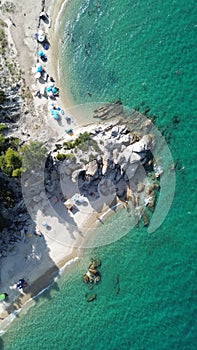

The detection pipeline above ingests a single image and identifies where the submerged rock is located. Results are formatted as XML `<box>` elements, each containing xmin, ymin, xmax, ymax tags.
<box><xmin>85</xmin><ymin>293</ymin><xmax>97</xmax><ymax>302</ymax></box>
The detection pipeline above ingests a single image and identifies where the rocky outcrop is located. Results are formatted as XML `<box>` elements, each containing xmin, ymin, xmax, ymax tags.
<box><xmin>83</xmin><ymin>259</ymin><xmax>101</xmax><ymax>284</ymax></box>
<box><xmin>48</xmin><ymin>115</ymin><xmax>161</xmax><ymax>226</ymax></box>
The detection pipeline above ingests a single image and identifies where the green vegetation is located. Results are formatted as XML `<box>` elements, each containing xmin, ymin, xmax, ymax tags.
<box><xmin>89</xmin><ymin>139</ymin><xmax>101</xmax><ymax>153</ymax></box>
<box><xmin>0</xmin><ymin>20</ymin><xmax>8</xmax><ymax>55</ymax></box>
<box><xmin>20</xmin><ymin>141</ymin><xmax>47</xmax><ymax>172</ymax></box>
<box><xmin>63</xmin><ymin>132</ymin><xmax>90</xmax><ymax>150</ymax></box>
<box><xmin>0</xmin><ymin>123</ymin><xmax>7</xmax><ymax>132</ymax></box>
<box><xmin>0</xmin><ymin>90</ymin><xmax>5</xmax><ymax>104</ymax></box>
<box><xmin>0</xmin><ymin>134</ymin><xmax>6</xmax><ymax>152</ymax></box>
<box><xmin>56</xmin><ymin>153</ymin><xmax>76</xmax><ymax>161</ymax></box>
<box><xmin>0</xmin><ymin>147</ymin><xmax>22</xmax><ymax>177</ymax></box>
<box><xmin>0</xmin><ymin>133</ymin><xmax>46</xmax><ymax>177</ymax></box>
<box><xmin>88</xmin><ymin>153</ymin><xmax>96</xmax><ymax>162</ymax></box>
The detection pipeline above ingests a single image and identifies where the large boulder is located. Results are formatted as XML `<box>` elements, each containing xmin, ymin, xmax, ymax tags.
<box><xmin>86</xmin><ymin>160</ymin><xmax>98</xmax><ymax>176</ymax></box>
<box><xmin>132</xmin><ymin>134</ymin><xmax>154</xmax><ymax>153</ymax></box>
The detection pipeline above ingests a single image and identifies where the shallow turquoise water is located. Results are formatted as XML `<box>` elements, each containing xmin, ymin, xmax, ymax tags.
<box><xmin>2</xmin><ymin>0</ymin><xmax>197</xmax><ymax>349</ymax></box>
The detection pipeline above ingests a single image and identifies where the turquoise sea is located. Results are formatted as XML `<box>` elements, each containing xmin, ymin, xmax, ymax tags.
<box><xmin>1</xmin><ymin>0</ymin><xmax>197</xmax><ymax>349</ymax></box>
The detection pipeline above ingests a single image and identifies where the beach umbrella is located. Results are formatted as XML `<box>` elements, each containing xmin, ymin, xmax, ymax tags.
<box><xmin>38</xmin><ymin>50</ymin><xmax>44</xmax><ymax>57</ymax></box>
<box><xmin>36</xmin><ymin>66</ymin><xmax>42</xmax><ymax>73</ymax></box>
<box><xmin>38</xmin><ymin>35</ymin><xmax>45</xmax><ymax>42</ymax></box>
<box><xmin>37</xmin><ymin>30</ymin><xmax>45</xmax><ymax>43</ymax></box>
<box><xmin>52</xmin><ymin>87</ymin><xmax>57</xmax><ymax>94</ymax></box>
<box><xmin>43</xmin><ymin>43</ymin><xmax>49</xmax><ymax>50</ymax></box>
<box><xmin>64</xmin><ymin>198</ymin><xmax>75</xmax><ymax>210</ymax></box>
<box><xmin>53</xmin><ymin>114</ymin><xmax>59</xmax><ymax>120</ymax></box>
<box><xmin>46</xmin><ymin>86</ymin><xmax>51</xmax><ymax>92</ymax></box>
<box><xmin>0</xmin><ymin>294</ymin><xmax>6</xmax><ymax>301</ymax></box>
<box><xmin>36</xmin><ymin>63</ymin><xmax>42</xmax><ymax>69</ymax></box>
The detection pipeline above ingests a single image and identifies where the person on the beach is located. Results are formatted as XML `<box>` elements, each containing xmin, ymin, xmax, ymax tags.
<box><xmin>17</xmin><ymin>279</ymin><xmax>25</xmax><ymax>290</ymax></box>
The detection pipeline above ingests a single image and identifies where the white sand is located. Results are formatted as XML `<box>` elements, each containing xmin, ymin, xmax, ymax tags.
<box><xmin>0</xmin><ymin>0</ymin><xmax>104</xmax><ymax>327</ymax></box>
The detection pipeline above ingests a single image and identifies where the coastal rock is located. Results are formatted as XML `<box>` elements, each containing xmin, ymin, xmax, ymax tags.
<box><xmin>85</xmin><ymin>160</ymin><xmax>98</xmax><ymax>177</ymax></box>
<box><xmin>93</xmin><ymin>101</ymin><xmax>123</xmax><ymax>120</ymax></box>
<box><xmin>33</xmin><ymin>195</ymin><xmax>41</xmax><ymax>203</ymax></box>
<box><xmin>137</xmin><ymin>183</ymin><xmax>145</xmax><ymax>193</ymax></box>
<box><xmin>86</xmin><ymin>293</ymin><xmax>97</xmax><ymax>302</ymax></box>
<box><xmin>98</xmin><ymin>179</ymin><xmax>115</xmax><ymax>196</ymax></box>
<box><xmin>102</xmin><ymin>160</ymin><xmax>108</xmax><ymax>175</ymax></box>
<box><xmin>124</xmin><ymin>163</ymin><xmax>139</xmax><ymax>181</ymax></box>
<box><xmin>132</xmin><ymin>134</ymin><xmax>154</xmax><ymax>153</ymax></box>
<box><xmin>116</xmin><ymin>178</ymin><xmax>127</xmax><ymax>198</ymax></box>
<box><xmin>117</xmin><ymin>134</ymin><xmax>130</xmax><ymax>146</ymax></box>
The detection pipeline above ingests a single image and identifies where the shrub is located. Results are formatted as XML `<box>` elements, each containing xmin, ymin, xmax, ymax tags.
<box><xmin>63</xmin><ymin>141</ymin><xmax>75</xmax><ymax>150</ymax></box>
<box><xmin>88</xmin><ymin>153</ymin><xmax>96</xmax><ymax>162</ymax></box>
<box><xmin>0</xmin><ymin>134</ymin><xmax>6</xmax><ymax>152</ymax></box>
<box><xmin>56</xmin><ymin>153</ymin><xmax>76</xmax><ymax>162</ymax></box>
<box><xmin>0</xmin><ymin>90</ymin><xmax>5</xmax><ymax>104</ymax></box>
<box><xmin>89</xmin><ymin>139</ymin><xmax>101</xmax><ymax>153</ymax></box>
<box><xmin>0</xmin><ymin>123</ymin><xmax>7</xmax><ymax>132</ymax></box>
<box><xmin>63</xmin><ymin>132</ymin><xmax>91</xmax><ymax>150</ymax></box>
<box><xmin>56</xmin><ymin>153</ymin><xmax>67</xmax><ymax>161</ymax></box>
<box><xmin>12</xmin><ymin>168</ymin><xmax>22</xmax><ymax>177</ymax></box>
<box><xmin>20</xmin><ymin>141</ymin><xmax>46</xmax><ymax>172</ymax></box>
<box><xmin>0</xmin><ymin>147</ymin><xmax>22</xmax><ymax>176</ymax></box>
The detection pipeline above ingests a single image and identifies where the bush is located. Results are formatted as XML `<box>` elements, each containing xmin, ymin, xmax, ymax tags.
<box><xmin>12</xmin><ymin>168</ymin><xmax>22</xmax><ymax>177</ymax></box>
<box><xmin>56</xmin><ymin>153</ymin><xmax>67</xmax><ymax>161</ymax></box>
<box><xmin>0</xmin><ymin>147</ymin><xmax>22</xmax><ymax>176</ymax></box>
<box><xmin>0</xmin><ymin>90</ymin><xmax>5</xmax><ymax>104</ymax></box>
<box><xmin>20</xmin><ymin>141</ymin><xmax>46</xmax><ymax>172</ymax></box>
<box><xmin>56</xmin><ymin>153</ymin><xmax>76</xmax><ymax>162</ymax></box>
<box><xmin>63</xmin><ymin>132</ymin><xmax>91</xmax><ymax>150</ymax></box>
<box><xmin>0</xmin><ymin>134</ymin><xmax>6</xmax><ymax>152</ymax></box>
<box><xmin>0</xmin><ymin>123</ymin><xmax>7</xmax><ymax>132</ymax></box>
<box><xmin>77</xmin><ymin>141</ymin><xmax>89</xmax><ymax>152</ymax></box>
<box><xmin>63</xmin><ymin>141</ymin><xmax>75</xmax><ymax>150</ymax></box>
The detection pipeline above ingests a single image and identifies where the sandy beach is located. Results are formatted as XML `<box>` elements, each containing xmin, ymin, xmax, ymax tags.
<box><xmin>0</xmin><ymin>0</ymin><xmax>104</xmax><ymax>330</ymax></box>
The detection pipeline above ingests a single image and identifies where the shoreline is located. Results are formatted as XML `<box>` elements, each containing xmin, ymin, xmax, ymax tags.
<box><xmin>49</xmin><ymin>0</ymin><xmax>77</xmax><ymax>110</ymax></box>
<box><xmin>0</xmin><ymin>0</ymin><xmax>128</xmax><ymax>330</ymax></box>
<box><xmin>0</xmin><ymin>0</ymin><xmax>102</xmax><ymax>332</ymax></box>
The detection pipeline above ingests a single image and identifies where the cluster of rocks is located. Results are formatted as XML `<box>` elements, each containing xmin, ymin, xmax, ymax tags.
<box><xmin>83</xmin><ymin>258</ymin><xmax>101</xmax><ymax>284</ymax></box>
<box><xmin>50</xmin><ymin>115</ymin><xmax>162</xmax><ymax>226</ymax></box>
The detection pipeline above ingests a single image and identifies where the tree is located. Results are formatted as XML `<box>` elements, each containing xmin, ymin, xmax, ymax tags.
<box><xmin>0</xmin><ymin>147</ymin><xmax>22</xmax><ymax>176</ymax></box>
<box><xmin>0</xmin><ymin>134</ymin><xmax>6</xmax><ymax>152</ymax></box>
<box><xmin>20</xmin><ymin>141</ymin><xmax>47</xmax><ymax>172</ymax></box>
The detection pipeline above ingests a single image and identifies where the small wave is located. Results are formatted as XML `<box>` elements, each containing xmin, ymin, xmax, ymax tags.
<box><xmin>59</xmin><ymin>256</ymin><xmax>80</xmax><ymax>275</ymax></box>
<box><xmin>0</xmin><ymin>309</ymin><xmax>21</xmax><ymax>335</ymax></box>
<box><xmin>0</xmin><ymin>257</ymin><xmax>79</xmax><ymax>334</ymax></box>
<box><xmin>54</xmin><ymin>0</ymin><xmax>70</xmax><ymax>33</ymax></box>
